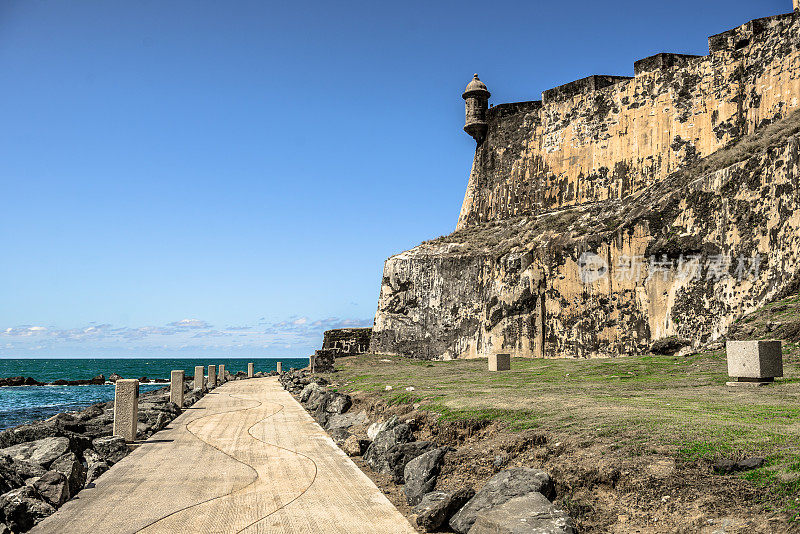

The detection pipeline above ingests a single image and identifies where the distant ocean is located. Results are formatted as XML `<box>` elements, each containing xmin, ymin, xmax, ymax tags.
<box><xmin>0</xmin><ymin>358</ymin><xmax>307</xmax><ymax>430</ymax></box>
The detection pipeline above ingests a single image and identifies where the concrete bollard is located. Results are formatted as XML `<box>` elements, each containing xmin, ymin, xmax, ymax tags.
<box><xmin>309</xmin><ymin>355</ymin><xmax>316</xmax><ymax>372</ymax></box>
<box><xmin>726</xmin><ymin>340</ymin><xmax>783</xmax><ymax>386</ymax></box>
<box><xmin>248</xmin><ymin>362</ymin><xmax>254</xmax><ymax>378</ymax></box>
<box><xmin>218</xmin><ymin>364</ymin><xmax>226</xmax><ymax>383</ymax></box>
<box><xmin>194</xmin><ymin>366</ymin><xmax>205</xmax><ymax>392</ymax></box>
<box><xmin>276</xmin><ymin>361</ymin><xmax>282</xmax><ymax>374</ymax></box>
<box><xmin>208</xmin><ymin>365</ymin><xmax>217</xmax><ymax>388</ymax></box>
<box><xmin>489</xmin><ymin>354</ymin><xmax>511</xmax><ymax>372</ymax></box>
<box><xmin>113</xmin><ymin>379</ymin><xmax>139</xmax><ymax>443</ymax></box>
<box><xmin>170</xmin><ymin>370</ymin><xmax>185</xmax><ymax>407</ymax></box>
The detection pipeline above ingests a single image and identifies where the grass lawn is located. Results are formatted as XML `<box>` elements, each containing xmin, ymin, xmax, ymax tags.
<box><xmin>332</xmin><ymin>342</ymin><xmax>800</xmax><ymax>518</ymax></box>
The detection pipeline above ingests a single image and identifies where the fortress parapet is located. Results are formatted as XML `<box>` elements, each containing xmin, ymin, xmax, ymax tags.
<box><xmin>633</xmin><ymin>53</ymin><xmax>702</xmax><ymax>75</ymax></box>
<box><xmin>457</xmin><ymin>5</ymin><xmax>800</xmax><ymax>230</ymax></box>
<box><xmin>542</xmin><ymin>75</ymin><xmax>632</xmax><ymax>105</ymax></box>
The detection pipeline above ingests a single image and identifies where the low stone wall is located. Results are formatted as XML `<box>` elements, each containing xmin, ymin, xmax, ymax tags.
<box><xmin>322</xmin><ymin>328</ymin><xmax>372</xmax><ymax>356</ymax></box>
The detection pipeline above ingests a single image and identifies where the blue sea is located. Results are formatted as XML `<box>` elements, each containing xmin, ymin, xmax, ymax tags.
<box><xmin>0</xmin><ymin>358</ymin><xmax>307</xmax><ymax>430</ymax></box>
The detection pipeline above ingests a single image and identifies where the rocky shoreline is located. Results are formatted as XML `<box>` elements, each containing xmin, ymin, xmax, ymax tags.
<box><xmin>0</xmin><ymin>375</ymin><xmax>170</xmax><ymax>388</ymax></box>
<box><xmin>279</xmin><ymin>368</ymin><xmax>576</xmax><ymax>533</ymax></box>
<box><xmin>0</xmin><ymin>369</ymin><xmax>272</xmax><ymax>533</ymax></box>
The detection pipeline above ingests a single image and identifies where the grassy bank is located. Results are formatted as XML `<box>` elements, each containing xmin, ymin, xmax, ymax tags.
<box><xmin>331</xmin><ymin>333</ymin><xmax>800</xmax><ymax>519</ymax></box>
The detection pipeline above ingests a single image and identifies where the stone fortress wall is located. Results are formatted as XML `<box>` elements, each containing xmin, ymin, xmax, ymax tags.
<box><xmin>370</xmin><ymin>4</ymin><xmax>800</xmax><ymax>360</ymax></box>
<box><xmin>457</xmin><ymin>11</ymin><xmax>800</xmax><ymax>229</ymax></box>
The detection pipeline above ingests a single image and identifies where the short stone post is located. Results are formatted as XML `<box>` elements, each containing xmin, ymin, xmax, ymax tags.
<box><xmin>170</xmin><ymin>370</ymin><xmax>185</xmax><ymax>407</ymax></box>
<box><xmin>248</xmin><ymin>362</ymin><xmax>254</xmax><ymax>378</ymax></box>
<box><xmin>218</xmin><ymin>364</ymin><xmax>226</xmax><ymax>383</ymax></box>
<box><xmin>208</xmin><ymin>365</ymin><xmax>217</xmax><ymax>388</ymax></box>
<box><xmin>113</xmin><ymin>379</ymin><xmax>139</xmax><ymax>443</ymax></box>
<box><xmin>489</xmin><ymin>354</ymin><xmax>511</xmax><ymax>371</ymax></box>
<box><xmin>194</xmin><ymin>366</ymin><xmax>205</xmax><ymax>392</ymax></box>
<box><xmin>276</xmin><ymin>361</ymin><xmax>282</xmax><ymax>374</ymax></box>
<box><xmin>309</xmin><ymin>355</ymin><xmax>316</xmax><ymax>372</ymax></box>
<box><xmin>726</xmin><ymin>340</ymin><xmax>783</xmax><ymax>386</ymax></box>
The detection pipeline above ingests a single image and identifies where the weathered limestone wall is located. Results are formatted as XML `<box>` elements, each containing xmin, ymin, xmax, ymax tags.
<box><xmin>457</xmin><ymin>12</ymin><xmax>800</xmax><ymax>229</ymax></box>
<box><xmin>372</xmin><ymin>131</ymin><xmax>800</xmax><ymax>359</ymax></box>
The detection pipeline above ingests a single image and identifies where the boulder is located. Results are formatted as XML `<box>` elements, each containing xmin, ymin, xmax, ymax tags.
<box><xmin>304</xmin><ymin>388</ymin><xmax>330</xmax><ymax>412</ymax></box>
<box><xmin>91</xmin><ymin>436</ymin><xmax>128</xmax><ymax>465</ymax></box>
<box><xmin>468</xmin><ymin>492</ymin><xmax>575</xmax><ymax>534</ymax></box>
<box><xmin>329</xmin><ymin>428</ymin><xmax>351</xmax><ymax>445</ymax></box>
<box><xmin>326</xmin><ymin>411</ymin><xmax>368</xmax><ymax>432</ymax></box>
<box><xmin>76</xmin><ymin>404</ymin><xmax>105</xmax><ymax>422</ymax></box>
<box><xmin>0</xmin><ymin>486</ymin><xmax>55</xmax><ymax>532</ymax></box>
<box><xmin>412</xmin><ymin>489</ymin><xmax>475</xmax><ymax>532</ymax></box>
<box><xmin>0</xmin><ymin>377</ymin><xmax>43</xmax><ymax>387</ymax></box>
<box><xmin>0</xmin><ymin>418</ymin><xmax>87</xmax><ymax>450</ymax></box>
<box><xmin>325</xmin><ymin>393</ymin><xmax>352</xmax><ymax>415</ymax></box>
<box><xmin>0</xmin><ymin>437</ymin><xmax>71</xmax><ymax>468</ymax></box>
<box><xmin>404</xmin><ymin>447</ymin><xmax>449</xmax><ymax>505</ymax></box>
<box><xmin>299</xmin><ymin>382</ymin><xmax>322</xmax><ymax>403</ymax></box>
<box><xmin>50</xmin><ymin>453</ymin><xmax>85</xmax><ymax>497</ymax></box>
<box><xmin>363</xmin><ymin>422</ymin><xmax>411</xmax><ymax>468</ymax></box>
<box><xmin>382</xmin><ymin>441</ymin><xmax>435</xmax><ymax>483</ymax></box>
<box><xmin>108</xmin><ymin>373</ymin><xmax>121</xmax><ymax>383</ymax></box>
<box><xmin>449</xmin><ymin>468</ymin><xmax>555</xmax><ymax>534</ymax></box>
<box><xmin>341</xmin><ymin>436</ymin><xmax>371</xmax><ymax>457</ymax></box>
<box><xmin>367</xmin><ymin>416</ymin><xmax>399</xmax><ymax>440</ymax></box>
<box><xmin>82</xmin><ymin>450</ymin><xmax>109</xmax><ymax>486</ymax></box>
<box><xmin>0</xmin><ymin>457</ymin><xmax>24</xmax><ymax>494</ymax></box>
<box><xmin>32</xmin><ymin>471</ymin><xmax>69</xmax><ymax>507</ymax></box>
<box><xmin>90</xmin><ymin>375</ymin><xmax>105</xmax><ymax>385</ymax></box>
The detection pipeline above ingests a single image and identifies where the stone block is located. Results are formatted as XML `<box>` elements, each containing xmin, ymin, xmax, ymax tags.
<box><xmin>312</xmin><ymin>350</ymin><xmax>336</xmax><ymax>373</ymax></box>
<box><xmin>726</xmin><ymin>340</ymin><xmax>783</xmax><ymax>383</ymax></box>
<box><xmin>208</xmin><ymin>365</ymin><xmax>217</xmax><ymax>388</ymax></box>
<box><xmin>170</xmin><ymin>370</ymin><xmax>185</xmax><ymax>407</ymax></box>
<box><xmin>248</xmin><ymin>362</ymin><xmax>254</xmax><ymax>378</ymax></box>
<box><xmin>489</xmin><ymin>354</ymin><xmax>511</xmax><ymax>372</ymax></box>
<box><xmin>113</xmin><ymin>379</ymin><xmax>139</xmax><ymax>442</ymax></box>
<box><xmin>218</xmin><ymin>364</ymin><xmax>226</xmax><ymax>383</ymax></box>
<box><xmin>276</xmin><ymin>361</ymin><xmax>282</xmax><ymax>373</ymax></box>
<box><xmin>194</xmin><ymin>366</ymin><xmax>204</xmax><ymax>392</ymax></box>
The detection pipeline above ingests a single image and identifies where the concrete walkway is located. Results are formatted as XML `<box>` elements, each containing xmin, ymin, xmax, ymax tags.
<box><xmin>31</xmin><ymin>378</ymin><xmax>417</xmax><ymax>534</ymax></box>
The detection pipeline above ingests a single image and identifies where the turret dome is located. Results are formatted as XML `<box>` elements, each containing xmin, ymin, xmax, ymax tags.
<box><xmin>462</xmin><ymin>74</ymin><xmax>491</xmax><ymax>99</ymax></box>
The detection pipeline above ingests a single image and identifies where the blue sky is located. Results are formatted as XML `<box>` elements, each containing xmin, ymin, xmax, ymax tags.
<box><xmin>0</xmin><ymin>0</ymin><xmax>789</xmax><ymax>357</ymax></box>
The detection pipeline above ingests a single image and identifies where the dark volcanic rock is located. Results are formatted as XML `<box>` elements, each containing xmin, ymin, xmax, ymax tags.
<box><xmin>411</xmin><ymin>489</ymin><xmax>475</xmax><ymax>532</ymax></box>
<box><xmin>0</xmin><ymin>418</ymin><xmax>88</xmax><ymax>450</ymax></box>
<box><xmin>404</xmin><ymin>447</ymin><xmax>449</xmax><ymax>506</ymax></box>
<box><xmin>0</xmin><ymin>486</ymin><xmax>55</xmax><ymax>532</ymax></box>
<box><xmin>326</xmin><ymin>411</ymin><xmax>367</xmax><ymax>432</ymax></box>
<box><xmin>0</xmin><ymin>377</ymin><xmax>44</xmax><ymax>387</ymax></box>
<box><xmin>0</xmin><ymin>457</ymin><xmax>25</xmax><ymax>494</ymax></box>
<box><xmin>363</xmin><ymin>423</ymin><xmax>412</xmax><ymax>470</ymax></box>
<box><xmin>468</xmin><ymin>492</ymin><xmax>576</xmax><ymax>534</ymax></box>
<box><xmin>32</xmin><ymin>471</ymin><xmax>69</xmax><ymax>507</ymax></box>
<box><xmin>0</xmin><ymin>437</ymin><xmax>71</xmax><ymax>468</ymax></box>
<box><xmin>50</xmin><ymin>453</ymin><xmax>85</xmax><ymax>497</ymax></box>
<box><xmin>108</xmin><ymin>373</ymin><xmax>121</xmax><ymax>383</ymax></box>
<box><xmin>82</xmin><ymin>450</ymin><xmax>109</xmax><ymax>486</ymax></box>
<box><xmin>91</xmin><ymin>436</ymin><xmax>128</xmax><ymax>465</ymax></box>
<box><xmin>449</xmin><ymin>467</ymin><xmax>555</xmax><ymax>534</ymax></box>
<box><xmin>328</xmin><ymin>428</ymin><xmax>351</xmax><ymax>445</ymax></box>
<box><xmin>383</xmin><ymin>441</ymin><xmax>434</xmax><ymax>484</ymax></box>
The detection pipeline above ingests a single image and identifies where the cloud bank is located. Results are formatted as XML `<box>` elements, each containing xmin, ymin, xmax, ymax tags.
<box><xmin>1</xmin><ymin>316</ymin><xmax>373</xmax><ymax>357</ymax></box>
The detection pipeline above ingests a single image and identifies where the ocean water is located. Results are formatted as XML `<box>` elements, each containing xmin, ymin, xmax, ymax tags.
<box><xmin>0</xmin><ymin>358</ymin><xmax>307</xmax><ymax>430</ymax></box>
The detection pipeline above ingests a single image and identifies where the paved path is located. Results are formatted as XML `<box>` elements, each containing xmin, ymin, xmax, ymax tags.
<box><xmin>31</xmin><ymin>378</ymin><xmax>417</xmax><ymax>534</ymax></box>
